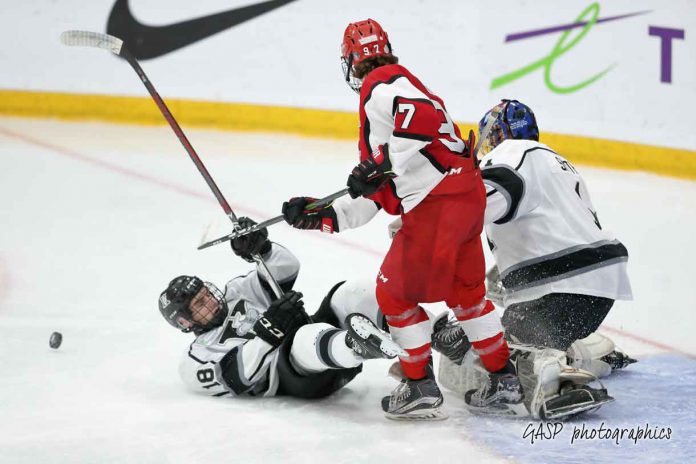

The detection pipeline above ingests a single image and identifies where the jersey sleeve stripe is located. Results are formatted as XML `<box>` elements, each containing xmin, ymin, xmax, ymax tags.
<box><xmin>316</xmin><ymin>328</ymin><xmax>344</xmax><ymax>369</ymax></box>
<box><xmin>393</xmin><ymin>131</ymin><xmax>434</xmax><ymax>142</ymax></box>
<box><xmin>418</xmin><ymin>148</ymin><xmax>448</xmax><ymax>174</ymax></box>
<box><xmin>390</xmin><ymin>97</ymin><xmax>434</xmax><ymax>115</ymax></box>
<box><xmin>482</xmin><ymin>166</ymin><xmax>525</xmax><ymax>224</ymax></box>
<box><xmin>362</xmin><ymin>117</ymin><xmax>373</xmax><ymax>154</ymax></box>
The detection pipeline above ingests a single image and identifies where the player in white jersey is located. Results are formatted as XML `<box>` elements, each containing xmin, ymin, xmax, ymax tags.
<box><xmin>159</xmin><ymin>218</ymin><xmax>403</xmax><ymax>399</ymax></box>
<box><xmin>432</xmin><ymin>100</ymin><xmax>634</xmax><ymax>417</ymax></box>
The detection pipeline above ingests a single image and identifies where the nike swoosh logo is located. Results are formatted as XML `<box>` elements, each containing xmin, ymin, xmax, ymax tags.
<box><xmin>106</xmin><ymin>0</ymin><xmax>297</xmax><ymax>60</ymax></box>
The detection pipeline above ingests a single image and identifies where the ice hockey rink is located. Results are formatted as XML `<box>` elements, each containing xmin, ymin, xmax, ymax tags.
<box><xmin>1</xmin><ymin>116</ymin><xmax>695</xmax><ymax>463</ymax></box>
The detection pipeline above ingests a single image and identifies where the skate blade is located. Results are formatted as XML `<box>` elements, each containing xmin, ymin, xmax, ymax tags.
<box><xmin>465</xmin><ymin>401</ymin><xmax>528</xmax><ymax>417</ymax></box>
<box><xmin>384</xmin><ymin>408</ymin><xmax>449</xmax><ymax>421</ymax></box>
<box><xmin>541</xmin><ymin>396</ymin><xmax>615</xmax><ymax>421</ymax></box>
<box><xmin>349</xmin><ymin>314</ymin><xmax>407</xmax><ymax>358</ymax></box>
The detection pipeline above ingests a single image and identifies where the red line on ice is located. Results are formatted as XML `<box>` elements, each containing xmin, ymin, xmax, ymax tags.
<box><xmin>599</xmin><ymin>325</ymin><xmax>696</xmax><ymax>360</ymax></box>
<box><xmin>9</xmin><ymin>124</ymin><xmax>693</xmax><ymax>360</ymax></box>
<box><xmin>0</xmin><ymin>125</ymin><xmax>385</xmax><ymax>257</ymax></box>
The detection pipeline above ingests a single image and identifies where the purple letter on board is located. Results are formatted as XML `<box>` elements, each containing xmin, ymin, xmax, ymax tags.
<box><xmin>649</xmin><ymin>26</ymin><xmax>685</xmax><ymax>83</ymax></box>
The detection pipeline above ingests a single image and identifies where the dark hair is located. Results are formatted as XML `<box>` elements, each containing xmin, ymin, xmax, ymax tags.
<box><xmin>354</xmin><ymin>55</ymin><xmax>399</xmax><ymax>79</ymax></box>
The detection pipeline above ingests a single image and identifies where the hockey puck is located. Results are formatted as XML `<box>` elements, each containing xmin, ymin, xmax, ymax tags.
<box><xmin>49</xmin><ymin>332</ymin><xmax>63</xmax><ymax>349</ymax></box>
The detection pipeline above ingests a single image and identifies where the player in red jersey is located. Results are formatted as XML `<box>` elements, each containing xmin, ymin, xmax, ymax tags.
<box><xmin>282</xmin><ymin>19</ymin><xmax>523</xmax><ymax>420</ymax></box>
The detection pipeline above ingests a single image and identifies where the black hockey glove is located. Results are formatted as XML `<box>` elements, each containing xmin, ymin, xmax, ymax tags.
<box><xmin>253</xmin><ymin>291</ymin><xmax>311</xmax><ymax>348</ymax></box>
<box><xmin>230</xmin><ymin>217</ymin><xmax>272</xmax><ymax>263</ymax></box>
<box><xmin>282</xmin><ymin>197</ymin><xmax>339</xmax><ymax>233</ymax></box>
<box><xmin>347</xmin><ymin>144</ymin><xmax>395</xmax><ymax>199</ymax></box>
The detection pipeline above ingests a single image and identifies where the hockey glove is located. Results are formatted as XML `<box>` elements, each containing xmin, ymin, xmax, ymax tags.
<box><xmin>282</xmin><ymin>197</ymin><xmax>339</xmax><ymax>233</ymax></box>
<box><xmin>347</xmin><ymin>144</ymin><xmax>395</xmax><ymax>199</ymax></box>
<box><xmin>230</xmin><ymin>217</ymin><xmax>272</xmax><ymax>263</ymax></box>
<box><xmin>253</xmin><ymin>291</ymin><xmax>311</xmax><ymax>348</ymax></box>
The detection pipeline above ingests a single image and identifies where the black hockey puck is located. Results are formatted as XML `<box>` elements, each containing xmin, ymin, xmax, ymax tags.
<box><xmin>49</xmin><ymin>332</ymin><xmax>63</xmax><ymax>349</ymax></box>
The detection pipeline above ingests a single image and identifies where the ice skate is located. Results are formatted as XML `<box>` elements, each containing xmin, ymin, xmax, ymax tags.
<box><xmin>382</xmin><ymin>364</ymin><xmax>448</xmax><ymax>421</ymax></box>
<box><xmin>601</xmin><ymin>349</ymin><xmax>637</xmax><ymax>371</ymax></box>
<box><xmin>431</xmin><ymin>313</ymin><xmax>470</xmax><ymax>365</ymax></box>
<box><xmin>464</xmin><ymin>363</ymin><xmax>526</xmax><ymax>416</ymax></box>
<box><xmin>539</xmin><ymin>382</ymin><xmax>614</xmax><ymax>420</ymax></box>
<box><xmin>345</xmin><ymin>313</ymin><xmax>407</xmax><ymax>360</ymax></box>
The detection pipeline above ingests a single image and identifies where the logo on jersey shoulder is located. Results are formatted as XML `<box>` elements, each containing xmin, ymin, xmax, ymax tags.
<box><xmin>446</xmin><ymin>167</ymin><xmax>462</xmax><ymax>176</ymax></box>
<box><xmin>378</xmin><ymin>271</ymin><xmax>389</xmax><ymax>283</ymax></box>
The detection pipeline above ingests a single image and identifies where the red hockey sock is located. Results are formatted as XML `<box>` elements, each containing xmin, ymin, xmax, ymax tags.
<box><xmin>452</xmin><ymin>298</ymin><xmax>509</xmax><ymax>372</ymax></box>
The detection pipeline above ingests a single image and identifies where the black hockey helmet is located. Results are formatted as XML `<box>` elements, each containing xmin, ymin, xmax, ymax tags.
<box><xmin>158</xmin><ymin>275</ymin><xmax>228</xmax><ymax>335</ymax></box>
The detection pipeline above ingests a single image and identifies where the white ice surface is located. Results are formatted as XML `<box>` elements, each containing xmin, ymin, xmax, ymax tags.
<box><xmin>0</xmin><ymin>117</ymin><xmax>694</xmax><ymax>463</ymax></box>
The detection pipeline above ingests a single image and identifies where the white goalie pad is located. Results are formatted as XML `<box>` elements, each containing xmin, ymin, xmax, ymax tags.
<box><xmin>438</xmin><ymin>343</ymin><xmax>602</xmax><ymax>419</ymax></box>
<box><xmin>567</xmin><ymin>332</ymin><xmax>615</xmax><ymax>378</ymax></box>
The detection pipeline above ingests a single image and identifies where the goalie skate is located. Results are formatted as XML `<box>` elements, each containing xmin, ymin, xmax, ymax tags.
<box><xmin>345</xmin><ymin>313</ymin><xmax>407</xmax><ymax>360</ymax></box>
<box><xmin>602</xmin><ymin>350</ymin><xmax>637</xmax><ymax>371</ymax></box>
<box><xmin>540</xmin><ymin>383</ymin><xmax>614</xmax><ymax>420</ymax></box>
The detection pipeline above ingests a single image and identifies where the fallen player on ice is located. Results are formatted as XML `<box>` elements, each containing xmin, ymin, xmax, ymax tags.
<box><xmin>158</xmin><ymin>217</ymin><xmax>403</xmax><ymax>400</ymax></box>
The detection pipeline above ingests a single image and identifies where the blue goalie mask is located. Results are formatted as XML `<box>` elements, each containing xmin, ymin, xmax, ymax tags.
<box><xmin>478</xmin><ymin>99</ymin><xmax>539</xmax><ymax>156</ymax></box>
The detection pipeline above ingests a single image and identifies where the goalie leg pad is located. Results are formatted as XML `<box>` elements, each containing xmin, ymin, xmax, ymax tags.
<box><xmin>438</xmin><ymin>342</ymin><xmax>616</xmax><ymax>419</ymax></box>
<box><xmin>567</xmin><ymin>332</ymin><xmax>615</xmax><ymax>378</ymax></box>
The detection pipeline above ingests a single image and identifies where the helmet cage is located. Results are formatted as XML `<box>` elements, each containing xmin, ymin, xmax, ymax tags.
<box><xmin>341</xmin><ymin>52</ymin><xmax>363</xmax><ymax>94</ymax></box>
<box><xmin>159</xmin><ymin>276</ymin><xmax>227</xmax><ymax>335</ymax></box>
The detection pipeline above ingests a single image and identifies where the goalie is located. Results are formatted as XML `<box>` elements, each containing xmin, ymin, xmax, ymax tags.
<box><xmin>428</xmin><ymin>100</ymin><xmax>636</xmax><ymax>419</ymax></box>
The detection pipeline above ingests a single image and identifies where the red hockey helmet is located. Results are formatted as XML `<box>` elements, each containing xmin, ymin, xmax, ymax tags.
<box><xmin>341</xmin><ymin>19</ymin><xmax>393</xmax><ymax>93</ymax></box>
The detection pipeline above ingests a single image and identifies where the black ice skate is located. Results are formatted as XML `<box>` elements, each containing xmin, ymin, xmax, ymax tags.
<box><xmin>540</xmin><ymin>382</ymin><xmax>615</xmax><ymax>420</ymax></box>
<box><xmin>465</xmin><ymin>363</ymin><xmax>526</xmax><ymax>416</ymax></box>
<box><xmin>381</xmin><ymin>364</ymin><xmax>448</xmax><ymax>421</ymax></box>
<box><xmin>345</xmin><ymin>313</ymin><xmax>407</xmax><ymax>360</ymax></box>
<box><xmin>601</xmin><ymin>350</ymin><xmax>637</xmax><ymax>371</ymax></box>
<box><xmin>431</xmin><ymin>313</ymin><xmax>470</xmax><ymax>365</ymax></box>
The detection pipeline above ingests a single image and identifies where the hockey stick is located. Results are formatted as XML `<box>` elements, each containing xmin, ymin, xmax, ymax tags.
<box><xmin>202</xmin><ymin>107</ymin><xmax>501</xmax><ymax>250</ymax></box>
<box><xmin>60</xmin><ymin>30</ymin><xmax>284</xmax><ymax>298</ymax></box>
<box><xmin>197</xmin><ymin>188</ymin><xmax>350</xmax><ymax>250</ymax></box>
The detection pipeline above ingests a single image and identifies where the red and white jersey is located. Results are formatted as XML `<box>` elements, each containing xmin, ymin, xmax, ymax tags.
<box><xmin>358</xmin><ymin>64</ymin><xmax>470</xmax><ymax>214</ymax></box>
